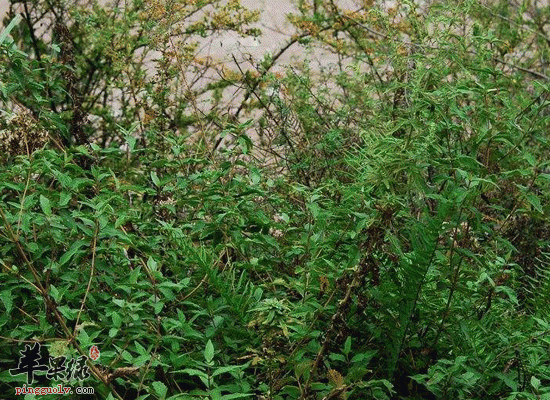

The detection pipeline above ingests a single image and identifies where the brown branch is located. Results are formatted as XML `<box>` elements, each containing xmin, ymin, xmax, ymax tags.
<box><xmin>74</xmin><ymin>220</ymin><xmax>99</xmax><ymax>334</ymax></box>
<box><xmin>54</xmin><ymin>20</ymin><xmax>89</xmax><ymax>147</ymax></box>
<box><xmin>299</xmin><ymin>227</ymin><xmax>381</xmax><ymax>399</ymax></box>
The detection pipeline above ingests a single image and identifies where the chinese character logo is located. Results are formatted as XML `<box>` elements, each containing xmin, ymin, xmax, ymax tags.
<box><xmin>47</xmin><ymin>356</ymin><xmax>68</xmax><ymax>381</ymax></box>
<box><xmin>9</xmin><ymin>342</ymin><xmax>91</xmax><ymax>384</ymax></box>
<box><xmin>9</xmin><ymin>343</ymin><xmax>48</xmax><ymax>384</ymax></box>
<box><xmin>66</xmin><ymin>355</ymin><xmax>90</xmax><ymax>381</ymax></box>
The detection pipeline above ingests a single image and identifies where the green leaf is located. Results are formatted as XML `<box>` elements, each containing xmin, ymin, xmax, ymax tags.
<box><xmin>329</xmin><ymin>353</ymin><xmax>346</xmax><ymax>362</ymax></box>
<box><xmin>495</xmin><ymin>286</ymin><xmax>518</xmax><ymax>305</ymax></box>
<box><xmin>531</xmin><ymin>376</ymin><xmax>541</xmax><ymax>390</ymax></box>
<box><xmin>204</xmin><ymin>339</ymin><xmax>214</xmax><ymax>363</ymax></box>
<box><xmin>58</xmin><ymin>192</ymin><xmax>72</xmax><ymax>207</ymax></box>
<box><xmin>59</xmin><ymin>240</ymin><xmax>87</xmax><ymax>267</ymax></box>
<box><xmin>220</xmin><ymin>394</ymin><xmax>253</xmax><ymax>399</ymax></box>
<box><xmin>135</xmin><ymin>354</ymin><xmax>150</xmax><ymax>367</ymax></box>
<box><xmin>147</xmin><ymin>256</ymin><xmax>158</xmax><ymax>272</ymax></box>
<box><xmin>126</xmin><ymin>135</ymin><xmax>137</xmax><ymax>152</ymax></box>
<box><xmin>77</xmin><ymin>327</ymin><xmax>91</xmax><ymax>348</ymax></box>
<box><xmin>151</xmin><ymin>171</ymin><xmax>160</xmax><ymax>187</ymax></box>
<box><xmin>152</xmin><ymin>381</ymin><xmax>168</xmax><ymax>400</ymax></box>
<box><xmin>40</xmin><ymin>194</ymin><xmax>52</xmax><ymax>216</ymax></box>
<box><xmin>153</xmin><ymin>301</ymin><xmax>164</xmax><ymax>314</ymax></box>
<box><xmin>494</xmin><ymin>372</ymin><xmax>518</xmax><ymax>391</ymax></box>
<box><xmin>49</xmin><ymin>285</ymin><xmax>61</xmax><ymax>302</ymax></box>
<box><xmin>250</xmin><ymin>168</ymin><xmax>261</xmax><ymax>185</ymax></box>
<box><xmin>135</xmin><ymin>341</ymin><xmax>148</xmax><ymax>355</ymax></box>
<box><xmin>0</xmin><ymin>14</ymin><xmax>22</xmax><ymax>45</ymax></box>
<box><xmin>179</xmin><ymin>368</ymin><xmax>208</xmax><ymax>380</ymax></box>
<box><xmin>343</xmin><ymin>336</ymin><xmax>352</xmax><ymax>356</ymax></box>
<box><xmin>0</xmin><ymin>290</ymin><xmax>13</xmax><ymax>313</ymax></box>
<box><xmin>524</xmin><ymin>153</ymin><xmax>536</xmax><ymax>167</ymax></box>
<box><xmin>53</xmin><ymin>171</ymin><xmax>73</xmax><ymax>189</ymax></box>
<box><xmin>210</xmin><ymin>388</ymin><xmax>222</xmax><ymax>400</ymax></box>
<box><xmin>526</xmin><ymin>193</ymin><xmax>543</xmax><ymax>213</ymax></box>
<box><xmin>211</xmin><ymin>365</ymin><xmax>243</xmax><ymax>377</ymax></box>
<box><xmin>307</xmin><ymin>202</ymin><xmax>320</xmax><ymax>219</ymax></box>
<box><xmin>111</xmin><ymin>312</ymin><xmax>122</xmax><ymax>327</ymax></box>
<box><xmin>238</xmin><ymin>135</ymin><xmax>253</xmax><ymax>154</ymax></box>
<box><xmin>534</xmin><ymin>318</ymin><xmax>549</xmax><ymax>329</ymax></box>
<box><xmin>158</xmin><ymin>287</ymin><xmax>175</xmax><ymax>301</ymax></box>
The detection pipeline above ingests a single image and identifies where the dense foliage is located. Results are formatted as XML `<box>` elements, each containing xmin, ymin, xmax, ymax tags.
<box><xmin>1</xmin><ymin>0</ymin><xmax>550</xmax><ymax>399</ymax></box>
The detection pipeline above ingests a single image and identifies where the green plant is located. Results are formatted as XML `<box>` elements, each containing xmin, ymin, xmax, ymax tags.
<box><xmin>2</xmin><ymin>0</ymin><xmax>550</xmax><ymax>399</ymax></box>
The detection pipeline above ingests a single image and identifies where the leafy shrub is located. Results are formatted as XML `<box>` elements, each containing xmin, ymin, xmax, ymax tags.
<box><xmin>1</xmin><ymin>0</ymin><xmax>550</xmax><ymax>399</ymax></box>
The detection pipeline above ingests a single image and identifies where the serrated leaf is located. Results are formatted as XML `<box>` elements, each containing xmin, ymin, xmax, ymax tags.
<box><xmin>158</xmin><ymin>287</ymin><xmax>175</xmax><ymax>300</ymax></box>
<box><xmin>135</xmin><ymin>341</ymin><xmax>147</xmax><ymax>355</ymax></box>
<box><xmin>49</xmin><ymin>285</ymin><xmax>61</xmax><ymax>302</ymax></box>
<box><xmin>134</xmin><ymin>354</ymin><xmax>150</xmax><ymax>367</ymax></box>
<box><xmin>261</xmin><ymin>234</ymin><xmax>280</xmax><ymax>250</ymax></box>
<box><xmin>179</xmin><ymin>368</ymin><xmax>208</xmax><ymax>380</ymax></box>
<box><xmin>220</xmin><ymin>394</ymin><xmax>253</xmax><ymax>399</ymax></box>
<box><xmin>147</xmin><ymin>256</ymin><xmax>158</xmax><ymax>271</ymax></box>
<box><xmin>53</xmin><ymin>171</ymin><xmax>72</xmax><ymax>188</ymax></box>
<box><xmin>534</xmin><ymin>317</ymin><xmax>549</xmax><ymax>329</ymax></box>
<box><xmin>59</xmin><ymin>240</ymin><xmax>87</xmax><ymax>267</ymax></box>
<box><xmin>40</xmin><ymin>194</ymin><xmax>52</xmax><ymax>216</ymax></box>
<box><xmin>526</xmin><ymin>193</ymin><xmax>543</xmax><ymax>213</ymax></box>
<box><xmin>125</xmin><ymin>135</ymin><xmax>137</xmax><ymax>153</ymax></box>
<box><xmin>204</xmin><ymin>340</ymin><xmax>214</xmax><ymax>363</ymax></box>
<box><xmin>58</xmin><ymin>305</ymin><xmax>77</xmax><ymax>321</ymax></box>
<box><xmin>58</xmin><ymin>192</ymin><xmax>72</xmax><ymax>207</ymax></box>
<box><xmin>111</xmin><ymin>312</ymin><xmax>122</xmax><ymax>327</ymax></box>
<box><xmin>524</xmin><ymin>153</ymin><xmax>536</xmax><ymax>167</ymax></box>
<box><xmin>153</xmin><ymin>301</ymin><xmax>164</xmax><ymax>314</ymax></box>
<box><xmin>152</xmin><ymin>381</ymin><xmax>168</xmax><ymax>400</ymax></box>
<box><xmin>210</xmin><ymin>389</ymin><xmax>222</xmax><ymax>400</ymax></box>
<box><xmin>250</xmin><ymin>168</ymin><xmax>261</xmax><ymax>185</ymax></box>
<box><xmin>531</xmin><ymin>376</ymin><xmax>541</xmax><ymax>390</ymax></box>
<box><xmin>294</xmin><ymin>360</ymin><xmax>313</xmax><ymax>379</ymax></box>
<box><xmin>0</xmin><ymin>290</ymin><xmax>13</xmax><ymax>313</ymax></box>
<box><xmin>211</xmin><ymin>365</ymin><xmax>243</xmax><ymax>377</ymax></box>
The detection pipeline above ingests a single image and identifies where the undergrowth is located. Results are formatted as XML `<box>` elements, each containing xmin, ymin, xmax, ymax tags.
<box><xmin>1</xmin><ymin>0</ymin><xmax>550</xmax><ymax>399</ymax></box>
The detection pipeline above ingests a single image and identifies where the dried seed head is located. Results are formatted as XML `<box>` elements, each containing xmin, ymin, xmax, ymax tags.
<box><xmin>0</xmin><ymin>111</ymin><xmax>48</xmax><ymax>158</ymax></box>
